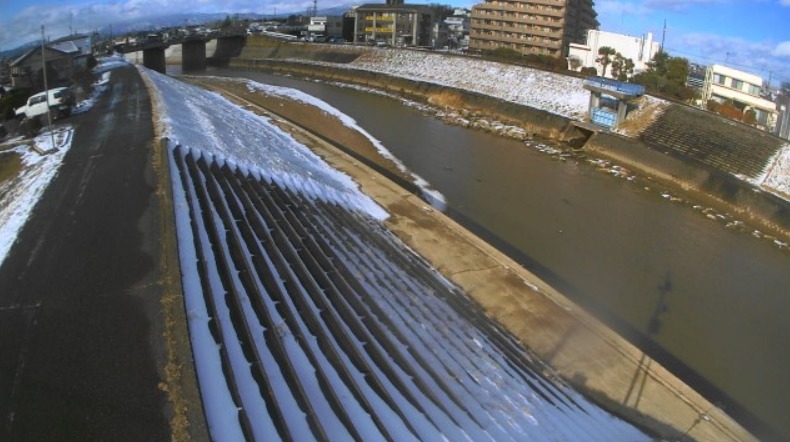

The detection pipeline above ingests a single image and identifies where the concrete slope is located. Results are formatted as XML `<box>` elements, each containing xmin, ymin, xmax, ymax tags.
<box><xmin>169</xmin><ymin>143</ymin><xmax>649</xmax><ymax>441</ymax></box>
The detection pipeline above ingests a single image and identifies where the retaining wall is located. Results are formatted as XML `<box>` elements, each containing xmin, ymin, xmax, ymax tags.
<box><xmin>586</xmin><ymin>131</ymin><xmax>790</xmax><ymax>237</ymax></box>
<box><xmin>229</xmin><ymin>39</ymin><xmax>790</xmax><ymax>240</ymax></box>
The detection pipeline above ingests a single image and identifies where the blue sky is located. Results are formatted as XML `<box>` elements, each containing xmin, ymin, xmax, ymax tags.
<box><xmin>2</xmin><ymin>0</ymin><xmax>789</xmax><ymax>84</ymax></box>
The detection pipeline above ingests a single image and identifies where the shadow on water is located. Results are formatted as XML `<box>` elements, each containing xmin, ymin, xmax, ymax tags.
<box><xmin>624</xmin><ymin>273</ymin><xmax>671</xmax><ymax>410</ymax></box>
<box><xmin>442</xmin><ymin>208</ymin><xmax>782</xmax><ymax>441</ymax></box>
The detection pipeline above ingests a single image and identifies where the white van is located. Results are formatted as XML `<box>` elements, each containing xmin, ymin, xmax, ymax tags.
<box><xmin>15</xmin><ymin>87</ymin><xmax>74</xmax><ymax>120</ymax></box>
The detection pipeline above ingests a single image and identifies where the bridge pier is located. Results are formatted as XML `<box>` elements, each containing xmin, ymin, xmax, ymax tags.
<box><xmin>142</xmin><ymin>48</ymin><xmax>166</xmax><ymax>73</ymax></box>
<box><xmin>182</xmin><ymin>40</ymin><xmax>207</xmax><ymax>71</ymax></box>
<box><xmin>208</xmin><ymin>35</ymin><xmax>247</xmax><ymax>67</ymax></box>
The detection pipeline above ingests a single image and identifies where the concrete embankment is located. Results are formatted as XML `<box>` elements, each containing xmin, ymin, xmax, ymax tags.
<box><xmin>190</xmin><ymin>75</ymin><xmax>758</xmax><ymax>441</ymax></box>
<box><xmin>229</xmin><ymin>37</ymin><xmax>790</xmax><ymax>243</ymax></box>
<box><xmin>585</xmin><ymin>130</ymin><xmax>790</xmax><ymax>238</ymax></box>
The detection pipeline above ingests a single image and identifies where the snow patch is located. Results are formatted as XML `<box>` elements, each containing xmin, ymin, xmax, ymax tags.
<box><xmin>141</xmin><ymin>67</ymin><xmax>389</xmax><ymax>220</ymax></box>
<box><xmin>0</xmin><ymin>125</ymin><xmax>74</xmax><ymax>267</ymax></box>
<box><xmin>754</xmin><ymin>143</ymin><xmax>790</xmax><ymax>199</ymax></box>
<box><xmin>235</xmin><ymin>78</ymin><xmax>446</xmax><ymax>208</ymax></box>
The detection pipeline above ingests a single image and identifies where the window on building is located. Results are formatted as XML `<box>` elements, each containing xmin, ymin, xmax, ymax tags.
<box><xmin>713</xmin><ymin>74</ymin><xmax>726</xmax><ymax>85</ymax></box>
<box><xmin>748</xmin><ymin>84</ymin><xmax>761</xmax><ymax>95</ymax></box>
<box><xmin>731</xmin><ymin>79</ymin><xmax>744</xmax><ymax>90</ymax></box>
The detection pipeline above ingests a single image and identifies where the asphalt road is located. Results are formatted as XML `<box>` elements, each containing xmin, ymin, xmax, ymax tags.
<box><xmin>0</xmin><ymin>66</ymin><xmax>171</xmax><ymax>441</ymax></box>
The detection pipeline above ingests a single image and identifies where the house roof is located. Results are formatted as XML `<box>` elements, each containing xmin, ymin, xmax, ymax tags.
<box><xmin>49</xmin><ymin>35</ymin><xmax>92</xmax><ymax>56</ymax></box>
<box><xmin>48</xmin><ymin>41</ymin><xmax>80</xmax><ymax>55</ymax></box>
<box><xmin>10</xmin><ymin>46</ymin><xmax>70</xmax><ymax>67</ymax></box>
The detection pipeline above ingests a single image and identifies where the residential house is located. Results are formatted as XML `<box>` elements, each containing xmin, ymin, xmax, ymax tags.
<box><xmin>10</xmin><ymin>34</ymin><xmax>92</xmax><ymax>89</ymax></box>
<box><xmin>307</xmin><ymin>16</ymin><xmax>345</xmax><ymax>41</ymax></box>
<box><xmin>469</xmin><ymin>0</ymin><xmax>598</xmax><ymax>58</ymax></box>
<box><xmin>352</xmin><ymin>0</ymin><xmax>434</xmax><ymax>47</ymax></box>
<box><xmin>445</xmin><ymin>8</ymin><xmax>471</xmax><ymax>49</ymax></box>
<box><xmin>567</xmin><ymin>29</ymin><xmax>660</xmax><ymax>78</ymax></box>
<box><xmin>703</xmin><ymin>64</ymin><xmax>778</xmax><ymax>131</ymax></box>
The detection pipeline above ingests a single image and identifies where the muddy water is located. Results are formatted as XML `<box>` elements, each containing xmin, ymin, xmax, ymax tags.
<box><xmin>183</xmin><ymin>67</ymin><xmax>790</xmax><ymax>439</ymax></box>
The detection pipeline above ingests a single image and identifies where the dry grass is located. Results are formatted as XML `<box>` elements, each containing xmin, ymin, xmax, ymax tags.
<box><xmin>428</xmin><ymin>90</ymin><xmax>467</xmax><ymax>109</ymax></box>
<box><xmin>0</xmin><ymin>152</ymin><xmax>22</xmax><ymax>185</ymax></box>
<box><xmin>617</xmin><ymin>96</ymin><xmax>670</xmax><ymax>137</ymax></box>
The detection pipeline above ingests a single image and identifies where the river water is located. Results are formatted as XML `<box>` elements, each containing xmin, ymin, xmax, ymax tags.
<box><xmin>181</xmin><ymin>67</ymin><xmax>790</xmax><ymax>439</ymax></box>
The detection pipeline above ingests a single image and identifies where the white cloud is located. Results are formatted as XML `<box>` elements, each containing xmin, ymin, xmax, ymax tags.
<box><xmin>773</xmin><ymin>41</ymin><xmax>790</xmax><ymax>57</ymax></box>
<box><xmin>667</xmin><ymin>32</ymin><xmax>790</xmax><ymax>84</ymax></box>
<box><xmin>644</xmin><ymin>0</ymin><xmax>718</xmax><ymax>11</ymax></box>
<box><xmin>595</xmin><ymin>0</ymin><xmax>652</xmax><ymax>17</ymax></box>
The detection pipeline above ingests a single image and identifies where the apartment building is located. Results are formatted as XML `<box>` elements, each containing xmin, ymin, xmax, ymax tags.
<box><xmin>469</xmin><ymin>0</ymin><xmax>598</xmax><ymax>57</ymax></box>
<box><xmin>352</xmin><ymin>0</ymin><xmax>434</xmax><ymax>47</ymax></box>
<box><xmin>703</xmin><ymin>64</ymin><xmax>778</xmax><ymax>130</ymax></box>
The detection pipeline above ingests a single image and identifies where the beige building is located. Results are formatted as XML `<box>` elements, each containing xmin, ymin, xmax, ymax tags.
<box><xmin>469</xmin><ymin>0</ymin><xmax>598</xmax><ymax>57</ymax></box>
<box><xmin>703</xmin><ymin>64</ymin><xmax>777</xmax><ymax>131</ymax></box>
<box><xmin>352</xmin><ymin>0</ymin><xmax>434</xmax><ymax>47</ymax></box>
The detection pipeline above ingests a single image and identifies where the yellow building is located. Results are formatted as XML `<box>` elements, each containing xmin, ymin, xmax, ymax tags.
<box><xmin>352</xmin><ymin>0</ymin><xmax>434</xmax><ymax>47</ymax></box>
<box><xmin>470</xmin><ymin>0</ymin><xmax>598</xmax><ymax>57</ymax></box>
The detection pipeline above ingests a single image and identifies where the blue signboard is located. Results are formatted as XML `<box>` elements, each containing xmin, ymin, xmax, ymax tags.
<box><xmin>584</xmin><ymin>76</ymin><xmax>645</xmax><ymax>97</ymax></box>
<box><xmin>591</xmin><ymin>107</ymin><xmax>617</xmax><ymax>128</ymax></box>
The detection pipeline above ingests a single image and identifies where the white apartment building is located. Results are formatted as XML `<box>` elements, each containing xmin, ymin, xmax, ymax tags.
<box><xmin>703</xmin><ymin>64</ymin><xmax>777</xmax><ymax>130</ymax></box>
<box><xmin>567</xmin><ymin>29</ymin><xmax>660</xmax><ymax>78</ymax></box>
<box><xmin>307</xmin><ymin>16</ymin><xmax>344</xmax><ymax>41</ymax></box>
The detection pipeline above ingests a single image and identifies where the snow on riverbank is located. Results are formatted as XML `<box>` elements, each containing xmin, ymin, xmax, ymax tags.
<box><xmin>292</xmin><ymin>48</ymin><xmax>593</xmax><ymax>119</ymax></box>
<box><xmin>0</xmin><ymin>126</ymin><xmax>74</xmax><ymax>267</ymax></box>
<box><xmin>0</xmin><ymin>54</ymin><xmax>126</xmax><ymax>268</ymax></box>
<box><xmin>143</xmin><ymin>68</ymin><xmax>388</xmax><ymax>219</ymax></box>
<box><xmin>231</xmin><ymin>77</ymin><xmax>446</xmax><ymax>208</ymax></box>
<box><xmin>756</xmin><ymin>143</ymin><xmax>790</xmax><ymax>198</ymax></box>
<box><xmin>293</xmin><ymin>47</ymin><xmax>790</xmax><ymax>202</ymax></box>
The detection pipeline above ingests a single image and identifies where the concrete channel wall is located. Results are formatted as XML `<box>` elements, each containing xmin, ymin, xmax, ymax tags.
<box><xmin>230</xmin><ymin>39</ymin><xmax>790</xmax><ymax>241</ymax></box>
<box><xmin>220</xmin><ymin>40</ymin><xmax>780</xmax><ymax>440</ymax></box>
<box><xmin>586</xmin><ymin>131</ymin><xmax>790</xmax><ymax>237</ymax></box>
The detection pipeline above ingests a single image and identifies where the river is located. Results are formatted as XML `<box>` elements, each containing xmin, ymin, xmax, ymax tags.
<box><xmin>178</xmin><ymin>66</ymin><xmax>790</xmax><ymax>440</ymax></box>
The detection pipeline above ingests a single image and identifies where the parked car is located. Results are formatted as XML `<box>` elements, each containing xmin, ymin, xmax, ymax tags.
<box><xmin>15</xmin><ymin>87</ymin><xmax>74</xmax><ymax>120</ymax></box>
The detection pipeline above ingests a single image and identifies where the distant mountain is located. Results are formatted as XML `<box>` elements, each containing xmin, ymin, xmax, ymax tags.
<box><xmin>98</xmin><ymin>4</ymin><xmax>357</xmax><ymax>37</ymax></box>
<box><xmin>1</xmin><ymin>41</ymin><xmax>39</xmax><ymax>60</ymax></box>
<box><xmin>1</xmin><ymin>3</ymin><xmax>359</xmax><ymax>56</ymax></box>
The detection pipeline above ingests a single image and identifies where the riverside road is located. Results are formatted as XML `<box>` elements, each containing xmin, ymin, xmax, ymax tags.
<box><xmin>0</xmin><ymin>66</ymin><xmax>171</xmax><ymax>440</ymax></box>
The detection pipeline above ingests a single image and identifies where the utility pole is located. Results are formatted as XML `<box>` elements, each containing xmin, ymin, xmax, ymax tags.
<box><xmin>660</xmin><ymin>19</ymin><xmax>666</xmax><ymax>51</ymax></box>
<box><xmin>41</xmin><ymin>25</ymin><xmax>56</xmax><ymax>151</ymax></box>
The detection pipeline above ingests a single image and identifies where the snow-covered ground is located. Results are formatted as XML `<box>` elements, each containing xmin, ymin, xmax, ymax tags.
<box><xmin>288</xmin><ymin>49</ymin><xmax>596</xmax><ymax>120</ymax></box>
<box><xmin>0</xmin><ymin>126</ymin><xmax>74</xmax><ymax>266</ymax></box>
<box><xmin>148</xmin><ymin>67</ymin><xmax>648</xmax><ymax>440</ymax></box>
<box><xmin>756</xmin><ymin>143</ymin><xmax>790</xmax><ymax>198</ymax></box>
<box><xmin>145</xmin><ymin>68</ymin><xmax>388</xmax><ymax>219</ymax></box>
<box><xmin>0</xmin><ymin>55</ymin><xmax>125</xmax><ymax>268</ymax></box>
<box><xmin>204</xmin><ymin>76</ymin><xmax>446</xmax><ymax>208</ymax></box>
<box><xmin>284</xmin><ymin>47</ymin><xmax>790</xmax><ymax>201</ymax></box>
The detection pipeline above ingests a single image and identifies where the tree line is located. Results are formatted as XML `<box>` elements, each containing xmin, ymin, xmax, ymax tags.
<box><xmin>589</xmin><ymin>46</ymin><xmax>697</xmax><ymax>102</ymax></box>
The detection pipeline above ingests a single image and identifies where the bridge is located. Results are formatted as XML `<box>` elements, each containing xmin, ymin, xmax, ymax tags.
<box><xmin>117</xmin><ymin>27</ymin><xmax>247</xmax><ymax>73</ymax></box>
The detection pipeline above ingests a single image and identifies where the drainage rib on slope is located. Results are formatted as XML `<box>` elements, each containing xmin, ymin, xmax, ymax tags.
<box><xmin>174</xmin><ymin>149</ymin><xmax>257</xmax><ymax>440</ymax></box>
<box><xmin>241</xmin><ymin>173</ymin><xmax>473</xmax><ymax>441</ymax></box>
<box><xmin>169</xmin><ymin>142</ymin><xmax>648</xmax><ymax>442</ymax></box>
<box><xmin>195</xmin><ymin>155</ymin><xmax>336</xmax><ymax>442</ymax></box>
